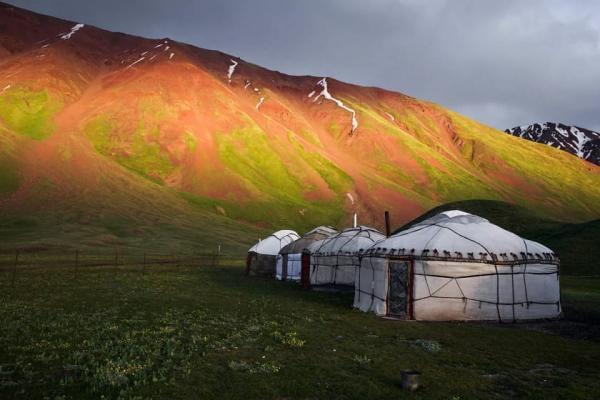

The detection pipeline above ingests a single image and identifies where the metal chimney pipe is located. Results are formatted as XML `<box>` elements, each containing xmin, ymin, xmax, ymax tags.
<box><xmin>353</xmin><ymin>213</ymin><xmax>357</xmax><ymax>228</ymax></box>
<box><xmin>385</xmin><ymin>211</ymin><xmax>391</xmax><ymax>237</ymax></box>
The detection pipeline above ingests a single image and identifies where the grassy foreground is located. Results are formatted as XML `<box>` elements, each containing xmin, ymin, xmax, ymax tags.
<box><xmin>0</xmin><ymin>264</ymin><xmax>599</xmax><ymax>399</ymax></box>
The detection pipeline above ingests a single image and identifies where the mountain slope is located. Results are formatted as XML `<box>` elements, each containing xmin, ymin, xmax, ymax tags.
<box><xmin>1</xmin><ymin>2</ymin><xmax>599</xmax><ymax>252</ymax></box>
<box><xmin>505</xmin><ymin>122</ymin><xmax>600</xmax><ymax>165</ymax></box>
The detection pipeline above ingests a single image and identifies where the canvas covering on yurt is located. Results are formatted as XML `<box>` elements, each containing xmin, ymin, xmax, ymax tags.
<box><xmin>309</xmin><ymin>226</ymin><xmax>385</xmax><ymax>286</ymax></box>
<box><xmin>276</xmin><ymin>226</ymin><xmax>338</xmax><ymax>281</ymax></box>
<box><xmin>246</xmin><ymin>230</ymin><xmax>300</xmax><ymax>276</ymax></box>
<box><xmin>354</xmin><ymin>210</ymin><xmax>561</xmax><ymax>321</ymax></box>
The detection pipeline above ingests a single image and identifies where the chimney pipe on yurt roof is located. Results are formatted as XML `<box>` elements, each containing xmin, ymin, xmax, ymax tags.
<box><xmin>353</xmin><ymin>213</ymin><xmax>357</xmax><ymax>228</ymax></box>
<box><xmin>384</xmin><ymin>211</ymin><xmax>391</xmax><ymax>237</ymax></box>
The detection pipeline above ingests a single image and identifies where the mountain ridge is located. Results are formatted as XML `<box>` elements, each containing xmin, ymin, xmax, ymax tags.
<box><xmin>505</xmin><ymin>122</ymin><xmax>599</xmax><ymax>165</ymax></box>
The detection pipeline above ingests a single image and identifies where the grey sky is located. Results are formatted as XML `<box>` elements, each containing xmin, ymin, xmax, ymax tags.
<box><xmin>6</xmin><ymin>0</ymin><xmax>600</xmax><ymax>130</ymax></box>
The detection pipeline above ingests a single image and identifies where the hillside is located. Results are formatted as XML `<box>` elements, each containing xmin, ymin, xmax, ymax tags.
<box><xmin>1</xmin><ymin>2</ymin><xmax>599</xmax><ymax>252</ymax></box>
<box><xmin>505</xmin><ymin>122</ymin><xmax>599</xmax><ymax>165</ymax></box>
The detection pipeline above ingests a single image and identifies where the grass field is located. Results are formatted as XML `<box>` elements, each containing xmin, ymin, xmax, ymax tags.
<box><xmin>1</xmin><ymin>263</ymin><xmax>599</xmax><ymax>400</ymax></box>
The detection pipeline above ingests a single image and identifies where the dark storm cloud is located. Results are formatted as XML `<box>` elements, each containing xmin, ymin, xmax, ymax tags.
<box><xmin>6</xmin><ymin>0</ymin><xmax>600</xmax><ymax>130</ymax></box>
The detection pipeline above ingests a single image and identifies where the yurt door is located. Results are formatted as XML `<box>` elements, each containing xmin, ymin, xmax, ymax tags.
<box><xmin>282</xmin><ymin>254</ymin><xmax>288</xmax><ymax>280</ymax></box>
<box><xmin>387</xmin><ymin>261</ymin><xmax>411</xmax><ymax>319</ymax></box>
<box><xmin>300</xmin><ymin>251</ymin><xmax>310</xmax><ymax>289</ymax></box>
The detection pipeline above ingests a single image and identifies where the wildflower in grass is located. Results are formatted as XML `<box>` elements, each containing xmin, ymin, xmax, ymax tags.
<box><xmin>352</xmin><ymin>354</ymin><xmax>372</xmax><ymax>366</ymax></box>
<box><xmin>227</xmin><ymin>360</ymin><xmax>280</xmax><ymax>374</ymax></box>
<box><xmin>272</xmin><ymin>331</ymin><xmax>305</xmax><ymax>348</ymax></box>
<box><xmin>413</xmin><ymin>339</ymin><xmax>441</xmax><ymax>353</ymax></box>
<box><xmin>255</xmin><ymin>361</ymin><xmax>280</xmax><ymax>374</ymax></box>
<box><xmin>228</xmin><ymin>360</ymin><xmax>251</xmax><ymax>372</ymax></box>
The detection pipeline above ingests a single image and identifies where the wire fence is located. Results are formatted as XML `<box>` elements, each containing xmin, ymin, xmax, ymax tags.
<box><xmin>0</xmin><ymin>248</ymin><xmax>247</xmax><ymax>287</ymax></box>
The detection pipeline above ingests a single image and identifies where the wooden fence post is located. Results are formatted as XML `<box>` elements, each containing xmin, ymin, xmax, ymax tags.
<box><xmin>11</xmin><ymin>249</ymin><xmax>19</xmax><ymax>289</ymax></box>
<box><xmin>74</xmin><ymin>249</ymin><xmax>79</xmax><ymax>278</ymax></box>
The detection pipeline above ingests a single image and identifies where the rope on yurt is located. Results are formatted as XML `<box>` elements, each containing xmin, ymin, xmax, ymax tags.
<box><xmin>357</xmin><ymin>246</ymin><xmax>387</xmax><ymax>308</ymax></box>
<box><xmin>414</xmin><ymin>270</ymin><xmax>557</xmax><ymax>279</ymax></box>
<box><xmin>522</xmin><ymin>239</ymin><xmax>530</xmax><ymax>309</ymax></box>
<box><xmin>411</xmin><ymin>295</ymin><xmax>557</xmax><ymax>307</ymax></box>
<box><xmin>428</xmin><ymin>278</ymin><xmax>455</xmax><ymax>296</ymax></box>
<box><xmin>332</xmin><ymin>228</ymin><xmax>362</xmax><ymax>285</ymax></box>
<box><xmin>313</xmin><ymin>226</ymin><xmax>380</xmax><ymax>286</ymax></box>
<box><xmin>418</xmin><ymin>226</ymin><xmax>443</xmax><ymax>313</ymax></box>
<box><xmin>494</xmin><ymin>264</ymin><xmax>501</xmax><ymax>322</ymax></box>
<box><xmin>367</xmin><ymin>252</ymin><xmax>377</xmax><ymax>311</ymax></box>
<box><xmin>429</xmin><ymin>223</ymin><xmax>503</xmax><ymax>321</ymax></box>
<box><xmin>511</xmin><ymin>264</ymin><xmax>516</xmax><ymax>322</ymax></box>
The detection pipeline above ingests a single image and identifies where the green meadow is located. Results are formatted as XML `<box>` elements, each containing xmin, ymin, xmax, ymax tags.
<box><xmin>0</xmin><ymin>263</ymin><xmax>598</xmax><ymax>400</ymax></box>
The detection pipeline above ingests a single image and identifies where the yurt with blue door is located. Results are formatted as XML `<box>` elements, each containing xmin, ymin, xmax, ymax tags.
<box><xmin>354</xmin><ymin>211</ymin><xmax>561</xmax><ymax>321</ymax></box>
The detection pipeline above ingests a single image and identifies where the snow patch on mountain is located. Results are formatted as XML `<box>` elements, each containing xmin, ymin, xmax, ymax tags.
<box><xmin>346</xmin><ymin>192</ymin><xmax>355</xmax><ymax>204</ymax></box>
<box><xmin>169</xmin><ymin>53</ymin><xmax>175</xmax><ymax>60</ymax></box>
<box><xmin>126</xmin><ymin>57</ymin><xmax>145</xmax><ymax>69</ymax></box>
<box><xmin>505</xmin><ymin>122</ymin><xmax>599</xmax><ymax>165</ymax></box>
<box><xmin>313</xmin><ymin>78</ymin><xmax>358</xmax><ymax>134</ymax></box>
<box><xmin>386</xmin><ymin>112</ymin><xmax>395</xmax><ymax>121</ymax></box>
<box><xmin>2</xmin><ymin>84</ymin><xmax>11</xmax><ymax>92</ymax></box>
<box><xmin>227</xmin><ymin>59</ymin><xmax>238</xmax><ymax>82</ymax></box>
<box><xmin>256</xmin><ymin>97</ymin><xmax>265</xmax><ymax>110</ymax></box>
<box><xmin>59</xmin><ymin>23</ymin><xmax>84</xmax><ymax>40</ymax></box>
<box><xmin>244</xmin><ymin>81</ymin><xmax>251</xmax><ymax>90</ymax></box>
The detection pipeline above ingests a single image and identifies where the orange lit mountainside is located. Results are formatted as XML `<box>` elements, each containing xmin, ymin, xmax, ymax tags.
<box><xmin>1</xmin><ymin>3</ymin><xmax>599</xmax><ymax>251</ymax></box>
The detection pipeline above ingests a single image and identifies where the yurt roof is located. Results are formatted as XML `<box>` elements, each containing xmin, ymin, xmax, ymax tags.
<box><xmin>313</xmin><ymin>225</ymin><xmax>385</xmax><ymax>255</ymax></box>
<box><xmin>280</xmin><ymin>226</ymin><xmax>339</xmax><ymax>254</ymax></box>
<box><xmin>365</xmin><ymin>210</ymin><xmax>557</xmax><ymax>262</ymax></box>
<box><xmin>304</xmin><ymin>226</ymin><xmax>338</xmax><ymax>237</ymax></box>
<box><xmin>248</xmin><ymin>230</ymin><xmax>300</xmax><ymax>255</ymax></box>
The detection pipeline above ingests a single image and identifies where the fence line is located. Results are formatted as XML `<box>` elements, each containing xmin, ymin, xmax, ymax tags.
<box><xmin>0</xmin><ymin>248</ymin><xmax>247</xmax><ymax>277</ymax></box>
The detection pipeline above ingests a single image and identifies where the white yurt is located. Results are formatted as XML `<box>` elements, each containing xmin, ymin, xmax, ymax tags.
<box><xmin>246</xmin><ymin>230</ymin><xmax>300</xmax><ymax>276</ymax></box>
<box><xmin>276</xmin><ymin>226</ymin><xmax>338</xmax><ymax>281</ymax></box>
<box><xmin>354</xmin><ymin>210</ymin><xmax>561</xmax><ymax>321</ymax></box>
<box><xmin>308</xmin><ymin>226</ymin><xmax>385</xmax><ymax>287</ymax></box>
